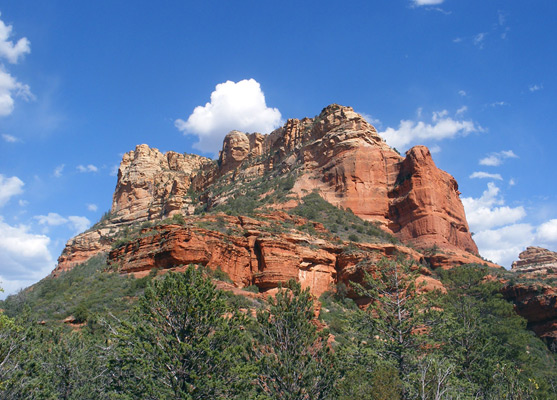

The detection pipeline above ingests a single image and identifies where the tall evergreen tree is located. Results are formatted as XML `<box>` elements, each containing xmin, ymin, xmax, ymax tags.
<box><xmin>253</xmin><ymin>280</ymin><xmax>337</xmax><ymax>400</ymax></box>
<box><xmin>107</xmin><ymin>266</ymin><xmax>248</xmax><ymax>399</ymax></box>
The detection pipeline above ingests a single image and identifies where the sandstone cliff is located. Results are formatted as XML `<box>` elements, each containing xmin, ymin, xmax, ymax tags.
<box><xmin>503</xmin><ymin>247</ymin><xmax>557</xmax><ymax>348</ymax></box>
<box><xmin>54</xmin><ymin>104</ymin><xmax>483</xmax><ymax>284</ymax></box>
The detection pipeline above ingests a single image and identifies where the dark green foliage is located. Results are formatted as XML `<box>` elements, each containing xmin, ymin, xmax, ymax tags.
<box><xmin>107</xmin><ymin>267</ymin><xmax>249</xmax><ymax>399</ymax></box>
<box><xmin>0</xmin><ymin>312</ymin><xmax>21</xmax><ymax>393</ymax></box>
<box><xmin>291</xmin><ymin>192</ymin><xmax>399</xmax><ymax>244</ymax></box>
<box><xmin>198</xmin><ymin>171</ymin><xmax>298</xmax><ymax>216</ymax></box>
<box><xmin>171</xmin><ymin>213</ymin><xmax>186</xmax><ymax>225</ymax></box>
<box><xmin>2</xmin><ymin>257</ymin><xmax>557</xmax><ymax>399</ymax></box>
<box><xmin>1</xmin><ymin>324</ymin><xmax>109</xmax><ymax>399</ymax></box>
<box><xmin>253</xmin><ymin>280</ymin><xmax>338</xmax><ymax>399</ymax></box>
<box><xmin>72</xmin><ymin>303</ymin><xmax>89</xmax><ymax>323</ymax></box>
<box><xmin>242</xmin><ymin>284</ymin><xmax>260</xmax><ymax>293</ymax></box>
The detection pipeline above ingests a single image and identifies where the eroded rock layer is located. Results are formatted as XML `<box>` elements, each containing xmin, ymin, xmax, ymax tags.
<box><xmin>106</xmin><ymin>212</ymin><xmax>478</xmax><ymax>299</ymax></box>
<box><xmin>503</xmin><ymin>246</ymin><xmax>557</xmax><ymax>347</ymax></box>
<box><xmin>54</xmin><ymin>104</ymin><xmax>480</xmax><ymax>281</ymax></box>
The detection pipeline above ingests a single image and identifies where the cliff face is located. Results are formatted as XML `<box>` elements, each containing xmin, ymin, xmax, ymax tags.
<box><xmin>511</xmin><ymin>246</ymin><xmax>557</xmax><ymax>274</ymax></box>
<box><xmin>106</xmin><ymin>212</ymin><xmax>443</xmax><ymax>299</ymax></box>
<box><xmin>54</xmin><ymin>104</ymin><xmax>482</xmax><ymax>282</ymax></box>
<box><xmin>503</xmin><ymin>247</ymin><xmax>557</xmax><ymax>347</ymax></box>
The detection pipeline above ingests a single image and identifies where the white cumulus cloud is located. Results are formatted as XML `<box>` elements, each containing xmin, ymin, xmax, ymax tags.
<box><xmin>0</xmin><ymin>15</ymin><xmax>32</xmax><ymax>117</ymax></box>
<box><xmin>462</xmin><ymin>182</ymin><xmax>526</xmax><ymax>232</ymax></box>
<box><xmin>0</xmin><ymin>174</ymin><xmax>24</xmax><ymax>207</ymax></box>
<box><xmin>378</xmin><ymin>109</ymin><xmax>480</xmax><ymax>150</ymax></box>
<box><xmin>469</xmin><ymin>171</ymin><xmax>503</xmax><ymax>180</ymax></box>
<box><xmin>87</xmin><ymin>203</ymin><xmax>98</xmax><ymax>212</ymax></box>
<box><xmin>473</xmin><ymin>224</ymin><xmax>535</xmax><ymax>267</ymax></box>
<box><xmin>175</xmin><ymin>79</ymin><xmax>282</xmax><ymax>154</ymax></box>
<box><xmin>35</xmin><ymin>212</ymin><xmax>68</xmax><ymax>226</ymax></box>
<box><xmin>536</xmin><ymin>219</ymin><xmax>557</xmax><ymax>244</ymax></box>
<box><xmin>0</xmin><ymin>14</ymin><xmax>31</xmax><ymax>64</ymax></box>
<box><xmin>0</xmin><ymin>217</ymin><xmax>54</xmax><ymax>299</ymax></box>
<box><xmin>479</xmin><ymin>150</ymin><xmax>518</xmax><ymax>166</ymax></box>
<box><xmin>68</xmin><ymin>216</ymin><xmax>90</xmax><ymax>233</ymax></box>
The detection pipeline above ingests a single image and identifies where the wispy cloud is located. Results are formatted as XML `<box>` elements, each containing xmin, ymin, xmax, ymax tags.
<box><xmin>412</xmin><ymin>0</ymin><xmax>444</xmax><ymax>6</ymax></box>
<box><xmin>487</xmin><ymin>101</ymin><xmax>509</xmax><ymax>108</ymax></box>
<box><xmin>470</xmin><ymin>171</ymin><xmax>503</xmax><ymax>180</ymax></box>
<box><xmin>359</xmin><ymin>112</ymin><xmax>382</xmax><ymax>129</ymax></box>
<box><xmin>1</xmin><ymin>133</ymin><xmax>19</xmax><ymax>142</ymax></box>
<box><xmin>473</xmin><ymin>32</ymin><xmax>487</xmax><ymax>49</ymax></box>
<box><xmin>53</xmin><ymin>164</ymin><xmax>65</xmax><ymax>178</ymax></box>
<box><xmin>87</xmin><ymin>203</ymin><xmax>98</xmax><ymax>212</ymax></box>
<box><xmin>77</xmin><ymin>164</ymin><xmax>98</xmax><ymax>173</ymax></box>
<box><xmin>109</xmin><ymin>165</ymin><xmax>119</xmax><ymax>176</ymax></box>
<box><xmin>529</xmin><ymin>84</ymin><xmax>543</xmax><ymax>92</ymax></box>
<box><xmin>479</xmin><ymin>150</ymin><xmax>518</xmax><ymax>166</ymax></box>
<box><xmin>34</xmin><ymin>212</ymin><xmax>91</xmax><ymax>234</ymax></box>
<box><xmin>0</xmin><ymin>67</ymin><xmax>33</xmax><ymax>116</ymax></box>
<box><xmin>456</xmin><ymin>106</ymin><xmax>468</xmax><ymax>115</ymax></box>
<box><xmin>458</xmin><ymin>90</ymin><xmax>467</xmax><ymax>97</ymax></box>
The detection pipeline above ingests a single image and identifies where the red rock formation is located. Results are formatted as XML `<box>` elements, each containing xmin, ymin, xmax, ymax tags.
<box><xmin>111</xmin><ymin>144</ymin><xmax>212</xmax><ymax>224</ymax></box>
<box><xmin>388</xmin><ymin>146</ymin><xmax>478</xmax><ymax>254</ymax></box>
<box><xmin>503</xmin><ymin>246</ymin><xmax>557</xmax><ymax>347</ymax></box>
<box><xmin>55</xmin><ymin>104</ymin><xmax>483</xmax><ymax>284</ymax></box>
<box><xmin>502</xmin><ymin>283</ymin><xmax>557</xmax><ymax>348</ymax></box>
<box><xmin>54</xmin><ymin>229</ymin><xmax>113</xmax><ymax>276</ymax></box>
<box><xmin>511</xmin><ymin>246</ymin><xmax>557</xmax><ymax>274</ymax></box>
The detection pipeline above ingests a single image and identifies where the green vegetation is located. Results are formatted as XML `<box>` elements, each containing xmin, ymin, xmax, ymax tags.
<box><xmin>1</xmin><ymin>254</ymin><xmax>144</xmax><ymax>322</ymax></box>
<box><xmin>1</xmin><ymin>258</ymin><xmax>556</xmax><ymax>398</ymax></box>
<box><xmin>328</xmin><ymin>262</ymin><xmax>557</xmax><ymax>399</ymax></box>
<box><xmin>196</xmin><ymin>171</ymin><xmax>299</xmax><ymax>216</ymax></box>
<box><xmin>290</xmin><ymin>192</ymin><xmax>399</xmax><ymax>244</ymax></box>
<box><xmin>252</xmin><ymin>281</ymin><xmax>338</xmax><ymax>399</ymax></box>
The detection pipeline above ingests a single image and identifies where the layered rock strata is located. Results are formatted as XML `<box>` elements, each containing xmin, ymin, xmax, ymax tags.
<box><xmin>511</xmin><ymin>246</ymin><xmax>557</xmax><ymax>274</ymax></box>
<box><xmin>503</xmin><ymin>247</ymin><xmax>557</xmax><ymax>347</ymax></box>
<box><xmin>55</xmin><ymin>104</ymin><xmax>480</xmax><ymax>279</ymax></box>
<box><xmin>106</xmin><ymin>212</ymin><xmax>462</xmax><ymax>298</ymax></box>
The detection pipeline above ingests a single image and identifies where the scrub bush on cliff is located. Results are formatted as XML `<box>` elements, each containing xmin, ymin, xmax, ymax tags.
<box><xmin>107</xmin><ymin>267</ymin><xmax>250</xmax><ymax>399</ymax></box>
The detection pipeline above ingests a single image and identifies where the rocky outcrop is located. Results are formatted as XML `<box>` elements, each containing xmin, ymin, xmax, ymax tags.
<box><xmin>502</xmin><ymin>283</ymin><xmax>557</xmax><ymax>348</ymax></box>
<box><xmin>503</xmin><ymin>246</ymin><xmax>557</xmax><ymax>348</ymax></box>
<box><xmin>388</xmin><ymin>146</ymin><xmax>478</xmax><ymax>254</ymax></box>
<box><xmin>55</xmin><ymin>104</ymin><xmax>483</xmax><ymax>282</ymax></box>
<box><xmin>55</xmin><ymin>229</ymin><xmax>113</xmax><ymax>276</ymax></box>
<box><xmin>511</xmin><ymin>246</ymin><xmax>557</xmax><ymax>274</ymax></box>
<box><xmin>111</xmin><ymin>144</ymin><xmax>212</xmax><ymax>224</ymax></box>
<box><xmin>107</xmin><ymin>212</ymin><xmax>452</xmax><ymax>298</ymax></box>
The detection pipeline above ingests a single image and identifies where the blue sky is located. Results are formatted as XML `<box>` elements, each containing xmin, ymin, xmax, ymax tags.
<box><xmin>1</xmin><ymin>0</ymin><xmax>556</xmax><ymax>297</ymax></box>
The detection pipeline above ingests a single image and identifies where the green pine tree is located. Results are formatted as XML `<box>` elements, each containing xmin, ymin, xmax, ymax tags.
<box><xmin>253</xmin><ymin>280</ymin><xmax>338</xmax><ymax>400</ymax></box>
<box><xmin>107</xmin><ymin>266</ymin><xmax>249</xmax><ymax>399</ymax></box>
